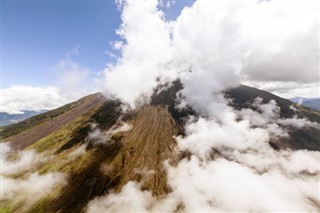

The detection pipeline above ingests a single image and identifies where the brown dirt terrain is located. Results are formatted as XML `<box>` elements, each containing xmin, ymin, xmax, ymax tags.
<box><xmin>4</xmin><ymin>83</ymin><xmax>320</xmax><ymax>213</ymax></box>
<box><xmin>48</xmin><ymin>106</ymin><xmax>179</xmax><ymax>213</ymax></box>
<box><xmin>115</xmin><ymin>106</ymin><xmax>179</xmax><ymax>195</ymax></box>
<box><xmin>8</xmin><ymin>94</ymin><xmax>106</xmax><ymax>149</ymax></box>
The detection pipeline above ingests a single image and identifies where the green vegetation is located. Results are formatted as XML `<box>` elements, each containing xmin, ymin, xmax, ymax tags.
<box><xmin>0</xmin><ymin>93</ymin><xmax>100</xmax><ymax>140</ymax></box>
<box><xmin>0</xmin><ymin>193</ymin><xmax>27</xmax><ymax>213</ymax></box>
<box><xmin>2</xmin><ymin>87</ymin><xmax>319</xmax><ymax>213</ymax></box>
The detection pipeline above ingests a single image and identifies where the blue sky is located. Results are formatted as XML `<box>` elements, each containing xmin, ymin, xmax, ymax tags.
<box><xmin>1</xmin><ymin>0</ymin><xmax>193</xmax><ymax>88</ymax></box>
<box><xmin>1</xmin><ymin>0</ymin><xmax>317</xmax><ymax>115</ymax></box>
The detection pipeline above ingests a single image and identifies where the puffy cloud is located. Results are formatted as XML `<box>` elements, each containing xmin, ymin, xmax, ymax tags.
<box><xmin>0</xmin><ymin>45</ymin><xmax>101</xmax><ymax>115</ymax></box>
<box><xmin>0</xmin><ymin>143</ymin><xmax>67</xmax><ymax>208</ymax></box>
<box><xmin>67</xmin><ymin>144</ymin><xmax>87</xmax><ymax>161</ymax></box>
<box><xmin>103</xmin><ymin>0</ymin><xmax>318</xmax><ymax>107</ymax></box>
<box><xmin>172</xmin><ymin>0</ymin><xmax>318</xmax><ymax>116</ymax></box>
<box><xmin>1</xmin><ymin>50</ymin><xmax>97</xmax><ymax>115</ymax></box>
<box><xmin>107</xmin><ymin>122</ymin><xmax>133</xmax><ymax>135</ymax></box>
<box><xmin>55</xmin><ymin>59</ymin><xmax>89</xmax><ymax>90</ymax></box>
<box><xmin>244</xmin><ymin>81</ymin><xmax>320</xmax><ymax>99</ymax></box>
<box><xmin>54</xmin><ymin>46</ymin><xmax>100</xmax><ymax>99</ymax></box>
<box><xmin>86</xmin><ymin>150</ymin><xmax>320</xmax><ymax>212</ymax></box>
<box><xmin>236</xmin><ymin>98</ymin><xmax>319</xmax><ymax>132</ymax></box>
<box><xmin>176</xmin><ymin>117</ymin><xmax>268</xmax><ymax>158</ymax></box>
<box><xmin>0</xmin><ymin>143</ymin><xmax>44</xmax><ymax>175</ymax></box>
<box><xmin>236</xmin><ymin>0</ymin><xmax>319</xmax><ymax>83</ymax></box>
<box><xmin>86</xmin><ymin>182</ymin><xmax>153</xmax><ymax>213</ymax></box>
<box><xmin>85</xmin><ymin>97</ymin><xmax>320</xmax><ymax>211</ymax></box>
<box><xmin>1</xmin><ymin>173</ymin><xmax>67</xmax><ymax>204</ymax></box>
<box><xmin>164</xmin><ymin>155</ymin><xmax>319</xmax><ymax>212</ymax></box>
<box><xmin>0</xmin><ymin>84</ymin><xmax>94</xmax><ymax>114</ymax></box>
<box><xmin>85</xmin><ymin>0</ymin><xmax>320</xmax><ymax>212</ymax></box>
<box><xmin>103</xmin><ymin>0</ymin><xmax>176</xmax><ymax>107</ymax></box>
<box><xmin>1</xmin><ymin>85</ymin><xmax>66</xmax><ymax>114</ymax></box>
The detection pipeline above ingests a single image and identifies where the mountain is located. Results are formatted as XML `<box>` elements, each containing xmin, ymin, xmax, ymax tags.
<box><xmin>1</xmin><ymin>83</ymin><xmax>319</xmax><ymax>213</ymax></box>
<box><xmin>225</xmin><ymin>85</ymin><xmax>320</xmax><ymax>151</ymax></box>
<box><xmin>0</xmin><ymin>111</ymin><xmax>44</xmax><ymax>127</ymax></box>
<box><xmin>291</xmin><ymin>97</ymin><xmax>320</xmax><ymax>111</ymax></box>
<box><xmin>0</xmin><ymin>93</ymin><xmax>106</xmax><ymax>149</ymax></box>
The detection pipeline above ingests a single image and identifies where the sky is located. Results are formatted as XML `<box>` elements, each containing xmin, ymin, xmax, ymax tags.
<box><xmin>1</xmin><ymin>0</ymin><xmax>192</xmax><ymax>87</ymax></box>
<box><xmin>1</xmin><ymin>0</ymin><xmax>319</xmax><ymax>114</ymax></box>
<box><xmin>1</xmin><ymin>1</ymin><xmax>320</xmax><ymax>211</ymax></box>
<box><xmin>2</xmin><ymin>1</ymin><xmax>119</xmax><ymax>87</ymax></box>
<box><xmin>1</xmin><ymin>0</ymin><xmax>194</xmax><ymax>114</ymax></box>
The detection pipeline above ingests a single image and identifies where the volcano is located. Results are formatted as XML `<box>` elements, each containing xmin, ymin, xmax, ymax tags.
<box><xmin>1</xmin><ymin>82</ymin><xmax>319</xmax><ymax>213</ymax></box>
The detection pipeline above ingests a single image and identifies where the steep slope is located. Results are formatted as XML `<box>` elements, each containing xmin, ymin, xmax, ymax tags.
<box><xmin>0</xmin><ymin>111</ymin><xmax>44</xmax><ymax>127</ymax></box>
<box><xmin>1</xmin><ymin>84</ymin><xmax>320</xmax><ymax>213</ymax></box>
<box><xmin>151</xmin><ymin>81</ymin><xmax>320</xmax><ymax>151</ymax></box>
<box><xmin>225</xmin><ymin>85</ymin><xmax>320</xmax><ymax>123</ymax></box>
<box><xmin>1</xmin><ymin>93</ymin><xmax>106</xmax><ymax>149</ymax></box>
<box><xmin>46</xmin><ymin>106</ymin><xmax>178</xmax><ymax>213</ymax></box>
<box><xmin>113</xmin><ymin>106</ymin><xmax>178</xmax><ymax>195</ymax></box>
<box><xmin>291</xmin><ymin>97</ymin><xmax>320</xmax><ymax>111</ymax></box>
<box><xmin>225</xmin><ymin>85</ymin><xmax>320</xmax><ymax>151</ymax></box>
<box><xmin>0</xmin><ymin>93</ymin><xmax>104</xmax><ymax>140</ymax></box>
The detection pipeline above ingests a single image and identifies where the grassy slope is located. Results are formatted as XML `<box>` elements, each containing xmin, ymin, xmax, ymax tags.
<box><xmin>1</xmin><ymin>99</ymin><xmax>122</xmax><ymax>213</ymax></box>
<box><xmin>45</xmin><ymin>106</ymin><xmax>178</xmax><ymax>213</ymax></box>
<box><xmin>2</xmin><ymin>84</ymin><xmax>320</xmax><ymax>212</ymax></box>
<box><xmin>0</xmin><ymin>93</ymin><xmax>102</xmax><ymax>140</ymax></box>
<box><xmin>1</xmin><ymin>94</ymin><xmax>106</xmax><ymax>150</ymax></box>
<box><xmin>2</xmin><ymin>102</ymin><xmax>179</xmax><ymax>213</ymax></box>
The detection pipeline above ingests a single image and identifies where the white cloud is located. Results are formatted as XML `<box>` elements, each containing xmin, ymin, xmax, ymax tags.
<box><xmin>54</xmin><ymin>46</ymin><xmax>100</xmax><ymax>97</ymax></box>
<box><xmin>0</xmin><ymin>143</ymin><xmax>44</xmax><ymax>175</ymax></box>
<box><xmin>164</xmin><ymin>156</ymin><xmax>319</xmax><ymax>212</ymax></box>
<box><xmin>103</xmin><ymin>0</ymin><xmax>177</xmax><ymax>107</ymax></box>
<box><xmin>0</xmin><ymin>84</ymin><xmax>93</xmax><ymax>114</ymax></box>
<box><xmin>86</xmin><ymin>181</ymin><xmax>153</xmax><ymax>213</ymax></box>
<box><xmin>89</xmin><ymin>1</ymin><xmax>320</xmax><ymax>211</ymax></box>
<box><xmin>85</xmin><ymin>97</ymin><xmax>320</xmax><ymax>211</ymax></box>
<box><xmin>244</xmin><ymin>81</ymin><xmax>320</xmax><ymax>99</ymax></box>
<box><xmin>237</xmin><ymin>0</ymin><xmax>319</xmax><ymax>83</ymax></box>
<box><xmin>65</xmin><ymin>45</ymin><xmax>80</xmax><ymax>58</ymax></box>
<box><xmin>86</xmin><ymin>151</ymin><xmax>320</xmax><ymax>212</ymax></box>
<box><xmin>0</xmin><ymin>143</ymin><xmax>67</xmax><ymax>209</ymax></box>
<box><xmin>1</xmin><ymin>45</ymin><xmax>101</xmax><ymax>115</ymax></box>
<box><xmin>237</xmin><ymin>98</ymin><xmax>319</xmax><ymax>129</ymax></box>
<box><xmin>1</xmin><ymin>85</ymin><xmax>66</xmax><ymax>114</ymax></box>
<box><xmin>171</xmin><ymin>0</ymin><xmax>318</xmax><ymax>115</ymax></box>
<box><xmin>67</xmin><ymin>144</ymin><xmax>87</xmax><ymax>161</ymax></box>
<box><xmin>112</xmin><ymin>40</ymin><xmax>124</xmax><ymax>50</ymax></box>
<box><xmin>103</xmin><ymin>0</ymin><xmax>318</xmax><ymax>107</ymax></box>
<box><xmin>175</xmin><ymin>116</ymin><xmax>268</xmax><ymax>158</ymax></box>
<box><xmin>1</xmin><ymin>173</ymin><xmax>66</xmax><ymax>202</ymax></box>
<box><xmin>55</xmin><ymin>59</ymin><xmax>89</xmax><ymax>90</ymax></box>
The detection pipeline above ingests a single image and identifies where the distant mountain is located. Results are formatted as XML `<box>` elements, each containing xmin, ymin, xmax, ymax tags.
<box><xmin>1</xmin><ymin>83</ymin><xmax>319</xmax><ymax>212</ymax></box>
<box><xmin>291</xmin><ymin>97</ymin><xmax>320</xmax><ymax>111</ymax></box>
<box><xmin>0</xmin><ymin>110</ymin><xmax>44</xmax><ymax>127</ymax></box>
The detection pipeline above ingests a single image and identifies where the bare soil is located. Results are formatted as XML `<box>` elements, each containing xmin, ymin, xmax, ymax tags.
<box><xmin>9</xmin><ymin>94</ymin><xmax>105</xmax><ymax>149</ymax></box>
<box><xmin>48</xmin><ymin>106</ymin><xmax>179</xmax><ymax>213</ymax></box>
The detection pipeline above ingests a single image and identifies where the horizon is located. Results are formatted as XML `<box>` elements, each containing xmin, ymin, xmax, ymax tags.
<box><xmin>1</xmin><ymin>1</ymin><xmax>320</xmax><ymax>212</ymax></box>
<box><xmin>1</xmin><ymin>0</ymin><xmax>319</xmax><ymax>115</ymax></box>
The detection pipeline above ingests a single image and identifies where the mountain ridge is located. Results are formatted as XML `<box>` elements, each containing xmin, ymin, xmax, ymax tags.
<box><xmin>291</xmin><ymin>97</ymin><xmax>320</xmax><ymax>111</ymax></box>
<box><xmin>1</xmin><ymin>84</ymin><xmax>319</xmax><ymax>212</ymax></box>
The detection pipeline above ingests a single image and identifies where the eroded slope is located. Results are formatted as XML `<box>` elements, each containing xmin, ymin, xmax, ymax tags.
<box><xmin>26</xmin><ymin>105</ymin><xmax>179</xmax><ymax>213</ymax></box>
<box><xmin>2</xmin><ymin>94</ymin><xmax>106</xmax><ymax>149</ymax></box>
